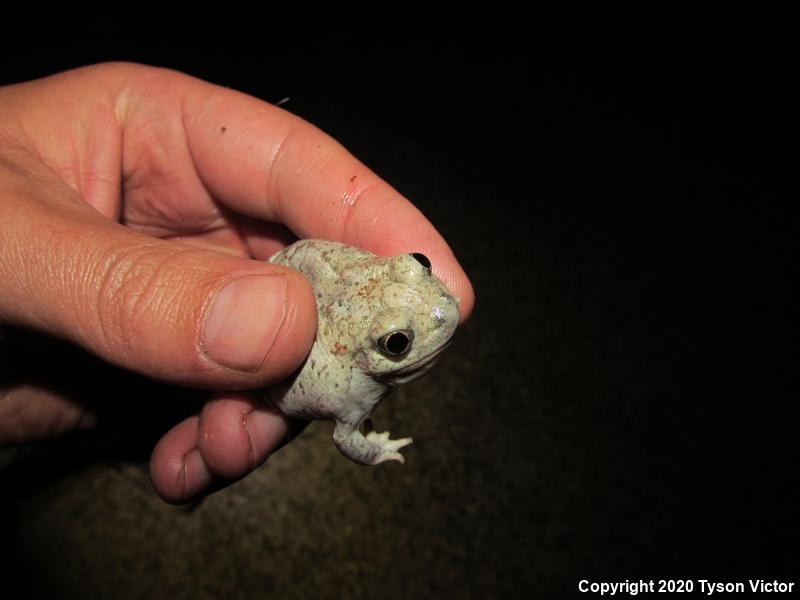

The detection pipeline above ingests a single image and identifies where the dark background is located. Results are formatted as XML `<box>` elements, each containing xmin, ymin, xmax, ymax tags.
<box><xmin>1</xmin><ymin>28</ymin><xmax>796</xmax><ymax>598</ymax></box>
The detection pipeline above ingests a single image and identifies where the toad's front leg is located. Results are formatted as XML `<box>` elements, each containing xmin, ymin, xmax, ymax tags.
<box><xmin>333</xmin><ymin>420</ymin><xmax>413</xmax><ymax>465</ymax></box>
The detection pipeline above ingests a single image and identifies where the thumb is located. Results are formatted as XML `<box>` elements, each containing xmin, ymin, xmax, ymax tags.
<box><xmin>0</xmin><ymin>181</ymin><xmax>316</xmax><ymax>389</ymax></box>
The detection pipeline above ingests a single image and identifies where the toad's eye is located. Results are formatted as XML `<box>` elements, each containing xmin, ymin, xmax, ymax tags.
<box><xmin>377</xmin><ymin>329</ymin><xmax>414</xmax><ymax>356</ymax></box>
<box><xmin>411</xmin><ymin>252</ymin><xmax>431</xmax><ymax>271</ymax></box>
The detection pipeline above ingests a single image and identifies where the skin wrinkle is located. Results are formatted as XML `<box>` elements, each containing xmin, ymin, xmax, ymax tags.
<box><xmin>179</xmin><ymin>84</ymin><xmax>303</xmax><ymax>228</ymax></box>
<box><xmin>123</xmin><ymin>148</ymin><xmax>182</xmax><ymax>221</ymax></box>
<box><xmin>50</xmin><ymin>225</ymin><xmax>114</xmax><ymax>347</ymax></box>
<box><xmin>122</xmin><ymin>142</ymin><xmax>223</xmax><ymax>236</ymax></box>
<box><xmin>122</xmin><ymin>199</ymin><xmax>228</xmax><ymax>239</ymax></box>
<box><xmin>121</xmin><ymin>84</ymin><xmax>191</xmax><ymax>209</ymax></box>
<box><xmin>169</xmin><ymin>88</ymin><xmax>254</xmax><ymax>236</ymax></box>
<box><xmin>9</xmin><ymin>197</ymin><xmax>96</xmax><ymax>336</ymax></box>
<box><xmin>337</xmin><ymin>179</ymin><xmax>381</xmax><ymax>245</ymax></box>
<box><xmin>6</xmin><ymin>110</ymin><xmax>44</xmax><ymax>167</ymax></box>
<box><xmin>94</xmin><ymin>243</ymin><xmax>215</xmax><ymax>364</ymax></box>
<box><xmin>177</xmin><ymin>86</ymin><xmax>220</xmax><ymax>195</ymax></box>
<box><xmin>0</xmin><ymin>139</ymin><xmax>81</xmax><ymax>215</ymax></box>
<box><xmin>2</xmin><ymin>78</ymin><xmax>118</xmax><ymax>214</ymax></box>
<box><xmin>66</xmin><ymin>103</ymin><xmax>90</xmax><ymax>198</ymax></box>
<box><xmin>85</xmin><ymin>240</ymin><xmax>161</xmax><ymax>355</ymax></box>
<box><xmin>242</xmin><ymin>408</ymin><xmax>256</xmax><ymax>471</ymax></box>
<box><xmin>15</xmin><ymin>99</ymin><xmax>96</xmax><ymax>199</ymax></box>
<box><xmin>0</xmin><ymin>95</ymin><xmax>28</xmax><ymax>149</ymax></box>
<box><xmin>178</xmin><ymin>451</ymin><xmax>188</xmax><ymax>502</ymax></box>
<box><xmin>89</xmin><ymin>241</ymin><xmax>166</xmax><ymax>355</ymax></box>
<box><xmin>118</xmin><ymin>118</ymin><xmax>147</xmax><ymax>204</ymax></box>
<box><xmin>265</xmin><ymin>124</ymin><xmax>377</xmax><ymax>243</ymax></box>
<box><xmin>173</xmin><ymin>89</ymin><xmax>226</xmax><ymax>233</ymax></box>
<box><xmin>265</xmin><ymin>125</ymin><xmax>302</xmax><ymax>226</ymax></box>
<box><xmin>76</xmin><ymin>114</ymin><xmax>123</xmax><ymax>219</ymax></box>
<box><xmin>104</xmin><ymin>72</ymin><xmax>130</xmax><ymax>220</ymax></box>
<box><xmin>116</xmin><ymin>246</ymin><xmax>192</xmax><ymax>347</ymax></box>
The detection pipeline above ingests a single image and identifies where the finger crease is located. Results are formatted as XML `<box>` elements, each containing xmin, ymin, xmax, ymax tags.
<box><xmin>242</xmin><ymin>411</ymin><xmax>257</xmax><ymax>470</ymax></box>
<box><xmin>266</xmin><ymin>127</ymin><xmax>300</xmax><ymax>222</ymax></box>
<box><xmin>339</xmin><ymin>180</ymin><xmax>379</xmax><ymax>242</ymax></box>
<box><xmin>178</xmin><ymin>451</ymin><xmax>188</xmax><ymax>501</ymax></box>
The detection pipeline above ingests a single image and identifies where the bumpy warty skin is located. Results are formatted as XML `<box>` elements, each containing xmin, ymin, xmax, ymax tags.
<box><xmin>265</xmin><ymin>239</ymin><xmax>459</xmax><ymax>465</ymax></box>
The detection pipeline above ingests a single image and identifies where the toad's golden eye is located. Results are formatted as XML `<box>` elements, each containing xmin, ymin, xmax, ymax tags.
<box><xmin>377</xmin><ymin>329</ymin><xmax>414</xmax><ymax>356</ymax></box>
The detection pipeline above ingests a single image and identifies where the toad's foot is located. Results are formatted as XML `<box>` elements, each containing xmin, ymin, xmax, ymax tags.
<box><xmin>333</xmin><ymin>421</ymin><xmax>413</xmax><ymax>465</ymax></box>
<box><xmin>366</xmin><ymin>431</ymin><xmax>413</xmax><ymax>463</ymax></box>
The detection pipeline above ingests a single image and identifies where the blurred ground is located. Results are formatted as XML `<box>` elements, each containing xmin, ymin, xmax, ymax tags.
<box><xmin>0</xmin><ymin>32</ymin><xmax>796</xmax><ymax>598</ymax></box>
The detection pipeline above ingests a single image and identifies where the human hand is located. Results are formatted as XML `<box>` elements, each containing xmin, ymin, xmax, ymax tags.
<box><xmin>0</xmin><ymin>63</ymin><xmax>474</xmax><ymax>503</ymax></box>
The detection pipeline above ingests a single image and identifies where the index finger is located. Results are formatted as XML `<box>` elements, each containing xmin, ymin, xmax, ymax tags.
<box><xmin>179</xmin><ymin>75</ymin><xmax>474</xmax><ymax>321</ymax></box>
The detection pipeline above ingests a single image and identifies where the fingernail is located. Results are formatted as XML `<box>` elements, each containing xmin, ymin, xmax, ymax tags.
<box><xmin>201</xmin><ymin>275</ymin><xmax>287</xmax><ymax>371</ymax></box>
